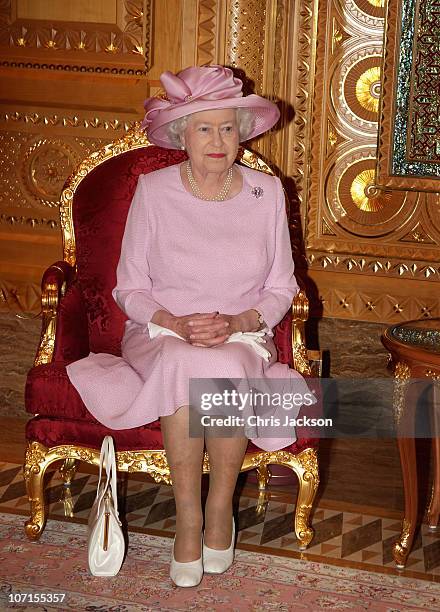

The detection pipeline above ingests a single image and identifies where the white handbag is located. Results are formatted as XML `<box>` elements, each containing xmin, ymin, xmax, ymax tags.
<box><xmin>87</xmin><ymin>435</ymin><xmax>125</xmax><ymax>576</ymax></box>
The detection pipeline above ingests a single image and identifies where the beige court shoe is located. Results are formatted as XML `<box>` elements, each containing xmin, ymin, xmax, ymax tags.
<box><xmin>170</xmin><ymin>536</ymin><xmax>203</xmax><ymax>587</ymax></box>
<box><xmin>203</xmin><ymin>518</ymin><xmax>235</xmax><ymax>574</ymax></box>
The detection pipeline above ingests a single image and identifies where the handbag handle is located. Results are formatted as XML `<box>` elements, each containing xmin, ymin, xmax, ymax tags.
<box><xmin>96</xmin><ymin>436</ymin><xmax>119</xmax><ymax>516</ymax></box>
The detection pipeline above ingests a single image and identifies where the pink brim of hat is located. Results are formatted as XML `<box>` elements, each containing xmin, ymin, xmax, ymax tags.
<box><xmin>146</xmin><ymin>95</ymin><xmax>280</xmax><ymax>150</ymax></box>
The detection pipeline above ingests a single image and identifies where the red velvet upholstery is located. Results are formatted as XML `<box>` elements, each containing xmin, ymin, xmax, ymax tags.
<box><xmin>53</xmin><ymin>282</ymin><xmax>89</xmax><ymax>363</ymax></box>
<box><xmin>74</xmin><ymin>146</ymin><xmax>186</xmax><ymax>355</ymax></box>
<box><xmin>26</xmin><ymin>362</ymin><xmax>96</xmax><ymax>421</ymax></box>
<box><xmin>25</xmin><ymin>144</ymin><xmax>317</xmax><ymax>456</ymax></box>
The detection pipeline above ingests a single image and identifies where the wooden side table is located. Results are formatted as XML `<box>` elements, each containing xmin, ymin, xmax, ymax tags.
<box><xmin>382</xmin><ymin>319</ymin><xmax>440</xmax><ymax>568</ymax></box>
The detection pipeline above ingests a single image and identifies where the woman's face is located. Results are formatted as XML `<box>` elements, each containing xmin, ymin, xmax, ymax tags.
<box><xmin>181</xmin><ymin>108</ymin><xmax>239</xmax><ymax>175</ymax></box>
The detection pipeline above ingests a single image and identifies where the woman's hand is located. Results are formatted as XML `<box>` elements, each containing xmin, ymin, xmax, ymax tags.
<box><xmin>214</xmin><ymin>310</ymin><xmax>262</xmax><ymax>335</ymax></box>
<box><xmin>184</xmin><ymin>312</ymin><xmax>230</xmax><ymax>346</ymax></box>
<box><xmin>151</xmin><ymin>310</ymin><xmax>230</xmax><ymax>346</ymax></box>
<box><xmin>151</xmin><ymin>309</ymin><xmax>262</xmax><ymax>347</ymax></box>
<box><xmin>189</xmin><ymin>310</ymin><xmax>262</xmax><ymax>346</ymax></box>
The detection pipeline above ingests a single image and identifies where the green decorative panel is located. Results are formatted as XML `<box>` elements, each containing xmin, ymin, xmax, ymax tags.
<box><xmin>377</xmin><ymin>0</ymin><xmax>440</xmax><ymax>192</ymax></box>
<box><xmin>392</xmin><ymin>0</ymin><xmax>440</xmax><ymax>177</ymax></box>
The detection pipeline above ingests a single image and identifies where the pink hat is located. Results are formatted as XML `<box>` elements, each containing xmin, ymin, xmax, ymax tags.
<box><xmin>141</xmin><ymin>65</ymin><xmax>280</xmax><ymax>149</ymax></box>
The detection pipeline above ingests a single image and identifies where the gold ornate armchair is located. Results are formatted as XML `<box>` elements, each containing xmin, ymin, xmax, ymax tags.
<box><xmin>24</xmin><ymin>126</ymin><xmax>320</xmax><ymax>550</ymax></box>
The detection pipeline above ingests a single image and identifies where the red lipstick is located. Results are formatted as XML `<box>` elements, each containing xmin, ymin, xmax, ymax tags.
<box><xmin>207</xmin><ymin>153</ymin><xmax>226</xmax><ymax>158</ymax></box>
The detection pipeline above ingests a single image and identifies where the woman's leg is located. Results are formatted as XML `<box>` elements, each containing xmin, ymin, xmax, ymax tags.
<box><xmin>161</xmin><ymin>406</ymin><xmax>205</xmax><ymax>561</ymax></box>
<box><xmin>204</xmin><ymin>435</ymin><xmax>248</xmax><ymax>548</ymax></box>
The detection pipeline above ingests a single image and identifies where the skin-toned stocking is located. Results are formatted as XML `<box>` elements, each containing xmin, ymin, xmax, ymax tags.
<box><xmin>160</xmin><ymin>406</ymin><xmax>204</xmax><ymax>561</ymax></box>
<box><xmin>204</xmin><ymin>435</ymin><xmax>248</xmax><ymax>548</ymax></box>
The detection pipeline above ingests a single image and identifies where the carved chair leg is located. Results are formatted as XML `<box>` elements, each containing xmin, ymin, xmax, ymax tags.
<box><xmin>59</xmin><ymin>458</ymin><xmax>77</xmax><ymax>486</ymax></box>
<box><xmin>23</xmin><ymin>441</ymin><xmax>58</xmax><ymax>540</ymax></box>
<box><xmin>59</xmin><ymin>458</ymin><xmax>77</xmax><ymax>518</ymax></box>
<box><xmin>256</xmin><ymin>464</ymin><xmax>271</xmax><ymax>490</ymax></box>
<box><xmin>288</xmin><ymin>448</ymin><xmax>319</xmax><ymax>550</ymax></box>
<box><xmin>255</xmin><ymin>465</ymin><xmax>271</xmax><ymax>513</ymax></box>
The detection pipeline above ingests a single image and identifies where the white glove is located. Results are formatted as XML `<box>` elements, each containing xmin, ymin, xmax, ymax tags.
<box><xmin>147</xmin><ymin>322</ymin><xmax>272</xmax><ymax>362</ymax></box>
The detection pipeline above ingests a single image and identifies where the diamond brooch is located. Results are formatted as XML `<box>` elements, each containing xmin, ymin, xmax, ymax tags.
<box><xmin>251</xmin><ymin>186</ymin><xmax>264</xmax><ymax>198</ymax></box>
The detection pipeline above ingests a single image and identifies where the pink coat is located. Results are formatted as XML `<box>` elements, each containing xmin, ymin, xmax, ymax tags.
<box><xmin>67</xmin><ymin>164</ymin><xmax>313</xmax><ymax>451</ymax></box>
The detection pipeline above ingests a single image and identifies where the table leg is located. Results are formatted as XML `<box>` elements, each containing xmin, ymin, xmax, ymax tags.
<box><xmin>392</xmin><ymin>363</ymin><xmax>417</xmax><ymax>569</ymax></box>
<box><xmin>393</xmin><ymin>436</ymin><xmax>418</xmax><ymax>568</ymax></box>
<box><xmin>428</xmin><ymin>380</ymin><xmax>440</xmax><ymax>529</ymax></box>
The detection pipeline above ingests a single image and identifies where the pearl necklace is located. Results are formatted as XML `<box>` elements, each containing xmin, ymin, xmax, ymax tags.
<box><xmin>186</xmin><ymin>161</ymin><xmax>233</xmax><ymax>201</ymax></box>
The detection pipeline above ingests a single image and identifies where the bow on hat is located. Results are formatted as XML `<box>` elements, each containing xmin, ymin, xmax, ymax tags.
<box><xmin>141</xmin><ymin>65</ymin><xmax>243</xmax><ymax>129</ymax></box>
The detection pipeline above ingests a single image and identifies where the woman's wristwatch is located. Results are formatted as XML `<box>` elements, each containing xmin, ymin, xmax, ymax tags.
<box><xmin>252</xmin><ymin>309</ymin><xmax>265</xmax><ymax>330</ymax></box>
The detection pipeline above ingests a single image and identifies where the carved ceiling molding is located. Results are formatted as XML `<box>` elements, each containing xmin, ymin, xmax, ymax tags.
<box><xmin>0</xmin><ymin>0</ymin><xmax>152</xmax><ymax>72</ymax></box>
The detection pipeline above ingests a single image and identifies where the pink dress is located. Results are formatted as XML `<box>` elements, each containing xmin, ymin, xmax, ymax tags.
<box><xmin>66</xmin><ymin>164</ymin><xmax>313</xmax><ymax>451</ymax></box>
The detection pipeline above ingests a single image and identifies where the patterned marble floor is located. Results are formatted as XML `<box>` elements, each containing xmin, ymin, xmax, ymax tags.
<box><xmin>2</xmin><ymin>459</ymin><xmax>439</xmax><ymax>583</ymax></box>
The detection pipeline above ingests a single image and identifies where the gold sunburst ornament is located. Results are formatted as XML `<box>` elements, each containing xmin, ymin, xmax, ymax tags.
<box><xmin>350</xmin><ymin>169</ymin><xmax>390</xmax><ymax>212</ymax></box>
<box><xmin>367</xmin><ymin>0</ymin><xmax>385</xmax><ymax>7</ymax></box>
<box><xmin>356</xmin><ymin>67</ymin><xmax>381</xmax><ymax>113</ymax></box>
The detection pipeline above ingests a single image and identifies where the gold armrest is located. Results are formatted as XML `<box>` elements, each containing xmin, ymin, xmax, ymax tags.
<box><xmin>34</xmin><ymin>263</ymin><xmax>72</xmax><ymax>367</ymax></box>
<box><xmin>291</xmin><ymin>290</ymin><xmax>311</xmax><ymax>376</ymax></box>
<box><xmin>291</xmin><ymin>289</ymin><xmax>323</xmax><ymax>377</ymax></box>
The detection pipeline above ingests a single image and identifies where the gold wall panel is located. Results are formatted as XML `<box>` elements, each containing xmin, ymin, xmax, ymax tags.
<box><xmin>0</xmin><ymin>1</ymin><xmax>157</xmax><ymax>313</ymax></box>
<box><xmin>222</xmin><ymin>0</ymin><xmax>292</xmax><ymax>167</ymax></box>
<box><xmin>17</xmin><ymin>1</ymin><xmax>117</xmax><ymax>24</ymax></box>
<box><xmin>309</xmin><ymin>271</ymin><xmax>439</xmax><ymax>323</ymax></box>
<box><xmin>0</xmin><ymin>279</ymin><xmax>41</xmax><ymax>313</ymax></box>
<box><xmin>0</xmin><ymin>130</ymin><xmax>110</xmax><ymax>313</ymax></box>
<box><xmin>226</xmin><ymin>0</ymin><xmax>267</xmax><ymax>94</ymax></box>
<box><xmin>0</xmin><ymin>0</ymin><xmax>191</xmax><ymax>313</ymax></box>
<box><xmin>279</xmin><ymin>0</ymin><xmax>319</xmax><ymax>235</ymax></box>
<box><xmin>147</xmin><ymin>0</ymin><xmax>183</xmax><ymax>77</ymax></box>
<box><xmin>196</xmin><ymin>0</ymin><xmax>223</xmax><ymax>66</ymax></box>
<box><xmin>0</xmin><ymin>0</ymin><xmax>149</xmax><ymax>66</ymax></box>
<box><xmin>302</xmin><ymin>0</ymin><xmax>439</xmax><ymax>322</ymax></box>
<box><xmin>0</xmin><ymin>131</ymin><xmax>108</xmax><ymax>213</ymax></box>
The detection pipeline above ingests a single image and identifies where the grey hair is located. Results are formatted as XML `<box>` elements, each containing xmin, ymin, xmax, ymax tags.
<box><xmin>167</xmin><ymin>116</ymin><xmax>189</xmax><ymax>148</ymax></box>
<box><xmin>167</xmin><ymin>108</ymin><xmax>255</xmax><ymax>148</ymax></box>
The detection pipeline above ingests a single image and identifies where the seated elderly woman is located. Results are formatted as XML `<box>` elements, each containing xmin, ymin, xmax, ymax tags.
<box><xmin>67</xmin><ymin>65</ymin><xmax>312</xmax><ymax>588</ymax></box>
